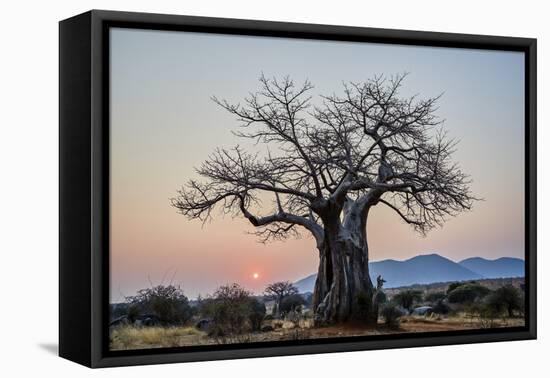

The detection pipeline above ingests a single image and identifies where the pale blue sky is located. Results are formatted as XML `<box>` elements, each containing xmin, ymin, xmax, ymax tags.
<box><xmin>110</xmin><ymin>28</ymin><xmax>525</xmax><ymax>300</ymax></box>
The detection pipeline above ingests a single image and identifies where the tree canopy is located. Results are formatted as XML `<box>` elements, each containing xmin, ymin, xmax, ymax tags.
<box><xmin>172</xmin><ymin>73</ymin><xmax>475</xmax><ymax>243</ymax></box>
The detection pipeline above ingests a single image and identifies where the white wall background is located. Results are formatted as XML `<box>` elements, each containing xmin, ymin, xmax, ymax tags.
<box><xmin>0</xmin><ymin>0</ymin><xmax>546</xmax><ymax>376</ymax></box>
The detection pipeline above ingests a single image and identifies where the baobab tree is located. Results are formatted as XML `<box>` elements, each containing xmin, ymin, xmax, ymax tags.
<box><xmin>264</xmin><ymin>281</ymin><xmax>299</xmax><ymax>316</ymax></box>
<box><xmin>172</xmin><ymin>73</ymin><xmax>476</xmax><ymax>325</ymax></box>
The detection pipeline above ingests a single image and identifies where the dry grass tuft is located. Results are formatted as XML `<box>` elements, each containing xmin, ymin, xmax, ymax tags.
<box><xmin>110</xmin><ymin>326</ymin><xmax>205</xmax><ymax>350</ymax></box>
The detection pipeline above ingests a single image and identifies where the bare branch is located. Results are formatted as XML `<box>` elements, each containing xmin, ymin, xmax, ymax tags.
<box><xmin>174</xmin><ymin>74</ymin><xmax>477</xmax><ymax>240</ymax></box>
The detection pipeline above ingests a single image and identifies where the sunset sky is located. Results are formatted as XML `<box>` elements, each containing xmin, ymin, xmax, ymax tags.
<box><xmin>109</xmin><ymin>28</ymin><xmax>525</xmax><ymax>302</ymax></box>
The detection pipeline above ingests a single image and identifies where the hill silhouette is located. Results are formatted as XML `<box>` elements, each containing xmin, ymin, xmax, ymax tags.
<box><xmin>459</xmin><ymin>256</ymin><xmax>524</xmax><ymax>278</ymax></box>
<box><xmin>294</xmin><ymin>253</ymin><xmax>524</xmax><ymax>293</ymax></box>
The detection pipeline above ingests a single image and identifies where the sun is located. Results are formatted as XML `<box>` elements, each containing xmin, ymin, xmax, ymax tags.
<box><xmin>252</xmin><ymin>273</ymin><xmax>259</xmax><ymax>279</ymax></box>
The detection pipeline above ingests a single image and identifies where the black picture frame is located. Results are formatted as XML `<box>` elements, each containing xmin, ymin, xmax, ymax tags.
<box><xmin>59</xmin><ymin>9</ymin><xmax>537</xmax><ymax>368</ymax></box>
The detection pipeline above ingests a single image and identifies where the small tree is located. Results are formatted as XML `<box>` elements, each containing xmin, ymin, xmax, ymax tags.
<box><xmin>125</xmin><ymin>284</ymin><xmax>193</xmax><ymax>325</ymax></box>
<box><xmin>447</xmin><ymin>283</ymin><xmax>490</xmax><ymax>304</ymax></box>
<box><xmin>447</xmin><ymin>282</ymin><xmax>465</xmax><ymax>295</ymax></box>
<box><xmin>393</xmin><ymin>290</ymin><xmax>423</xmax><ymax>313</ymax></box>
<box><xmin>465</xmin><ymin>302</ymin><xmax>500</xmax><ymax>328</ymax></box>
<box><xmin>201</xmin><ymin>283</ymin><xmax>255</xmax><ymax>338</ymax></box>
<box><xmin>485</xmin><ymin>285</ymin><xmax>522</xmax><ymax>317</ymax></box>
<box><xmin>264</xmin><ymin>281</ymin><xmax>299</xmax><ymax>317</ymax></box>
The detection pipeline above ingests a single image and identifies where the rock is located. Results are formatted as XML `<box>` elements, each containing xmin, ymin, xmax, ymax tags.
<box><xmin>261</xmin><ymin>325</ymin><xmax>274</xmax><ymax>332</ymax></box>
<box><xmin>135</xmin><ymin>314</ymin><xmax>161</xmax><ymax>326</ymax></box>
<box><xmin>395</xmin><ymin>306</ymin><xmax>409</xmax><ymax>316</ymax></box>
<box><xmin>109</xmin><ymin>315</ymin><xmax>129</xmax><ymax>327</ymax></box>
<box><xmin>412</xmin><ymin>306</ymin><xmax>433</xmax><ymax>316</ymax></box>
<box><xmin>140</xmin><ymin>315</ymin><xmax>160</xmax><ymax>326</ymax></box>
<box><xmin>110</xmin><ymin>314</ymin><xmax>161</xmax><ymax>327</ymax></box>
<box><xmin>195</xmin><ymin>318</ymin><xmax>212</xmax><ymax>331</ymax></box>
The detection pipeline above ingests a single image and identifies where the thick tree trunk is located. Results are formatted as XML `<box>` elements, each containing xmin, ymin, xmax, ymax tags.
<box><xmin>312</xmin><ymin>201</ymin><xmax>378</xmax><ymax>325</ymax></box>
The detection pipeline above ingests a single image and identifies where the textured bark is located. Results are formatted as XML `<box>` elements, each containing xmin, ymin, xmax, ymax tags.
<box><xmin>312</xmin><ymin>200</ymin><xmax>377</xmax><ymax>325</ymax></box>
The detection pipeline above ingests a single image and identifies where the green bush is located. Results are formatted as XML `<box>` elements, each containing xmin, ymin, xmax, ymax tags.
<box><xmin>201</xmin><ymin>283</ymin><xmax>264</xmax><ymax>337</ymax></box>
<box><xmin>374</xmin><ymin>290</ymin><xmax>388</xmax><ymax>305</ymax></box>
<box><xmin>447</xmin><ymin>282</ymin><xmax>465</xmax><ymax>295</ymax></box>
<box><xmin>485</xmin><ymin>285</ymin><xmax>523</xmax><ymax>317</ymax></box>
<box><xmin>393</xmin><ymin>290</ymin><xmax>423</xmax><ymax>312</ymax></box>
<box><xmin>110</xmin><ymin>303</ymin><xmax>129</xmax><ymax>320</ymax></box>
<box><xmin>248</xmin><ymin>298</ymin><xmax>266</xmax><ymax>332</ymax></box>
<box><xmin>381</xmin><ymin>303</ymin><xmax>402</xmax><ymax>329</ymax></box>
<box><xmin>279</xmin><ymin>294</ymin><xmax>306</xmax><ymax>314</ymax></box>
<box><xmin>127</xmin><ymin>304</ymin><xmax>141</xmax><ymax>322</ymax></box>
<box><xmin>432</xmin><ymin>299</ymin><xmax>450</xmax><ymax>315</ymax></box>
<box><xmin>465</xmin><ymin>302</ymin><xmax>500</xmax><ymax>328</ymax></box>
<box><xmin>447</xmin><ymin>283</ymin><xmax>490</xmax><ymax>304</ymax></box>
<box><xmin>125</xmin><ymin>285</ymin><xmax>193</xmax><ymax>325</ymax></box>
<box><xmin>425</xmin><ymin>291</ymin><xmax>446</xmax><ymax>303</ymax></box>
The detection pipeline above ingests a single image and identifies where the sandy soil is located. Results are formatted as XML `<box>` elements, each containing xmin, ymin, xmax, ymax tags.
<box><xmin>110</xmin><ymin>315</ymin><xmax>525</xmax><ymax>351</ymax></box>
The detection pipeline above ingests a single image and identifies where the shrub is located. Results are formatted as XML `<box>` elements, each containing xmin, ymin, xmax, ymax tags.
<box><xmin>381</xmin><ymin>303</ymin><xmax>402</xmax><ymax>329</ymax></box>
<box><xmin>465</xmin><ymin>302</ymin><xmax>500</xmax><ymax>328</ymax></box>
<box><xmin>447</xmin><ymin>283</ymin><xmax>490</xmax><ymax>304</ymax></box>
<box><xmin>447</xmin><ymin>282</ymin><xmax>465</xmax><ymax>294</ymax></box>
<box><xmin>375</xmin><ymin>290</ymin><xmax>388</xmax><ymax>304</ymax></box>
<box><xmin>127</xmin><ymin>304</ymin><xmax>141</xmax><ymax>322</ymax></box>
<box><xmin>125</xmin><ymin>285</ymin><xmax>193</xmax><ymax>325</ymax></box>
<box><xmin>248</xmin><ymin>298</ymin><xmax>266</xmax><ymax>332</ymax></box>
<box><xmin>201</xmin><ymin>283</ymin><xmax>264</xmax><ymax>338</ymax></box>
<box><xmin>425</xmin><ymin>291</ymin><xmax>446</xmax><ymax>303</ymax></box>
<box><xmin>280</xmin><ymin>294</ymin><xmax>306</xmax><ymax>314</ymax></box>
<box><xmin>432</xmin><ymin>299</ymin><xmax>450</xmax><ymax>315</ymax></box>
<box><xmin>485</xmin><ymin>285</ymin><xmax>523</xmax><ymax>317</ymax></box>
<box><xmin>393</xmin><ymin>290</ymin><xmax>423</xmax><ymax>312</ymax></box>
<box><xmin>110</xmin><ymin>303</ymin><xmax>129</xmax><ymax>320</ymax></box>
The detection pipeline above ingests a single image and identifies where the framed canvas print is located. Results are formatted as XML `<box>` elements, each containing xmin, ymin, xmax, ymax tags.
<box><xmin>59</xmin><ymin>10</ymin><xmax>537</xmax><ymax>368</ymax></box>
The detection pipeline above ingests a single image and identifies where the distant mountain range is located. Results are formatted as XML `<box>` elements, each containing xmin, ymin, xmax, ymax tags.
<box><xmin>293</xmin><ymin>253</ymin><xmax>524</xmax><ymax>293</ymax></box>
<box><xmin>458</xmin><ymin>257</ymin><xmax>525</xmax><ymax>279</ymax></box>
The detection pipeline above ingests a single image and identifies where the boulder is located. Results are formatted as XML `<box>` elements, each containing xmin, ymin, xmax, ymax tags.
<box><xmin>412</xmin><ymin>306</ymin><xmax>433</xmax><ymax>316</ymax></box>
